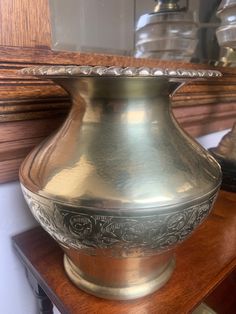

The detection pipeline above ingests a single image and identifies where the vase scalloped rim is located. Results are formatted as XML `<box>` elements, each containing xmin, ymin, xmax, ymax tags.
<box><xmin>20</xmin><ymin>66</ymin><xmax>222</xmax><ymax>79</ymax></box>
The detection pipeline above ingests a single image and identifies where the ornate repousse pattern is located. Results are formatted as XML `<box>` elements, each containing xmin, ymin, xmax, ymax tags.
<box><xmin>22</xmin><ymin>187</ymin><xmax>217</xmax><ymax>257</ymax></box>
<box><xmin>20</xmin><ymin>65</ymin><xmax>222</xmax><ymax>78</ymax></box>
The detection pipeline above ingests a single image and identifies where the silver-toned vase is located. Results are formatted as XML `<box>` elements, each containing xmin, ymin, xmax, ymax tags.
<box><xmin>19</xmin><ymin>66</ymin><xmax>222</xmax><ymax>300</ymax></box>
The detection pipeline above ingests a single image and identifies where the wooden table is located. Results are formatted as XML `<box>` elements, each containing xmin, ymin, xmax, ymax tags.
<box><xmin>12</xmin><ymin>191</ymin><xmax>236</xmax><ymax>314</ymax></box>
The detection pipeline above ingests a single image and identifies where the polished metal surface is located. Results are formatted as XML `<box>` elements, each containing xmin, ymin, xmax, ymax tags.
<box><xmin>154</xmin><ymin>0</ymin><xmax>180</xmax><ymax>13</ymax></box>
<box><xmin>214</xmin><ymin>47</ymin><xmax>236</xmax><ymax>67</ymax></box>
<box><xmin>21</xmin><ymin>65</ymin><xmax>222</xmax><ymax>78</ymax></box>
<box><xmin>20</xmin><ymin>66</ymin><xmax>222</xmax><ymax>299</ymax></box>
<box><xmin>64</xmin><ymin>254</ymin><xmax>175</xmax><ymax>300</ymax></box>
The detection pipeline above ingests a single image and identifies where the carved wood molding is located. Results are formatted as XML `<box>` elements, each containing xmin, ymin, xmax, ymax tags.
<box><xmin>0</xmin><ymin>46</ymin><xmax>236</xmax><ymax>183</ymax></box>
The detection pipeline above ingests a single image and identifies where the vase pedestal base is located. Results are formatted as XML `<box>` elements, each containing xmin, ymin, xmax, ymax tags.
<box><xmin>64</xmin><ymin>254</ymin><xmax>175</xmax><ymax>300</ymax></box>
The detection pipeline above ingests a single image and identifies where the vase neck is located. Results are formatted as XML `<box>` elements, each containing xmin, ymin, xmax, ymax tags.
<box><xmin>54</xmin><ymin>77</ymin><xmax>182</xmax><ymax>124</ymax></box>
<box><xmin>54</xmin><ymin>77</ymin><xmax>182</xmax><ymax>100</ymax></box>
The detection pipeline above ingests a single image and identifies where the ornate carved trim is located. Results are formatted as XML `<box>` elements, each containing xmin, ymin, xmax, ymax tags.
<box><xmin>22</xmin><ymin>186</ymin><xmax>218</xmax><ymax>258</ymax></box>
<box><xmin>20</xmin><ymin>65</ymin><xmax>222</xmax><ymax>78</ymax></box>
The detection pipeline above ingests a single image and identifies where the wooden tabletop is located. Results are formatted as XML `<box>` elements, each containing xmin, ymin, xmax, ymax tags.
<box><xmin>12</xmin><ymin>191</ymin><xmax>236</xmax><ymax>314</ymax></box>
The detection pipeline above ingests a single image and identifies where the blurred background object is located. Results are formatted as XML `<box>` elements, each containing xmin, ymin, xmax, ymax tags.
<box><xmin>209</xmin><ymin>123</ymin><xmax>236</xmax><ymax>192</ymax></box>
<box><xmin>135</xmin><ymin>0</ymin><xmax>198</xmax><ymax>61</ymax></box>
<box><xmin>49</xmin><ymin>0</ymin><xmax>135</xmax><ymax>55</ymax></box>
<box><xmin>216</xmin><ymin>0</ymin><xmax>236</xmax><ymax>49</ymax></box>
<box><xmin>210</xmin><ymin>0</ymin><xmax>236</xmax><ymax>191</ymax></box>
<box><xmin>135</xmin><ymin>0</ymin><xmax>222</xmax><ymax>63</ymax></box>
<box><xmin>48</xmin><ymin>0</ymin><xmax>236</xmax><ymax>65</ymax></box>
<box><xmin>214</xmin><ymin>47</ymin><xmax>236</xmax><ymax>66</ymax></box>
<box><xmin>215</xmin><ymin>0</ymin><xmax>236</xmax><ymax>66</ymax></box>
<box><xmin>195</xmin><ymin>0</ymin><xmax>221</xmax><ymax>63</ymax></box>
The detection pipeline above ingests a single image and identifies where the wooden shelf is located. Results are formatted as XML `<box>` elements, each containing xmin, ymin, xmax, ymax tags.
<box><xmin>12</xmin><ymin>190</ymin><xmax>236</xmax><ymax>314</ymax></box>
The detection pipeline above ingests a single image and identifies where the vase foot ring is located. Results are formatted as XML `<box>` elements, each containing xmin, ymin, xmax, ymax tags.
<box><xmin>64</xmin><ymin>254</ymin><xmax>175</xmax><ymax>300</ymax></box>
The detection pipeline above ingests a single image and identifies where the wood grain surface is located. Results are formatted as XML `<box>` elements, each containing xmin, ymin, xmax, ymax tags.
<box><xmin>0</xmin><ymin>0</ymin><xmax>51</xmax><ymax>48</ymax></box>
<box><xmin>0</xmin><ymin>117</ymin><xmax>65</xmax><ymax>182</ymax></box>
<box><xmin>12</xmin><ymin>191</ymin><xmax>236</xmax><ymax>314</ymax></box>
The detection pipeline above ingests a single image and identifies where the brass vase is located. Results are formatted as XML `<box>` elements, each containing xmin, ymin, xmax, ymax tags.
<box><xmin>19</xmin><ymin>66</ymin><xmax>222</xmax><ymax>300</ymax></box>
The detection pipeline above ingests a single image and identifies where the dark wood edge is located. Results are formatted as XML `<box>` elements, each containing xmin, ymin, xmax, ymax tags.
<box><xmin>12</xmin><ymin>227</ymin><xmax>70</xmax><ymax>314</ymax></box>
<box><xmin>191</xmin><ymin>260</ymin><xmax>236</xmax><ymax>312</ymax></box>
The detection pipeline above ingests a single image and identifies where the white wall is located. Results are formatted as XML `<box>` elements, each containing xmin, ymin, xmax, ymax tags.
<box><xmin>0</xmin><ymin>128</ymin><xmax>229</xmax><ymax>314</ymax></box>
<box><xmin>0</xmin><ymin>182</ymin><xmax>38</xmax><ymax>314</ymax></box>
<box><xmin>197</xmin><ymin>128</ymin><xmax>230</xmax><ymax>148</ymax></box>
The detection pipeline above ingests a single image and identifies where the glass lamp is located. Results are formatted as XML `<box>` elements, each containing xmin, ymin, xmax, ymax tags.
<box><xmin>135</xmin><ymin>0</ymin><xmax>198</xmax><ymax>61</ymax></box>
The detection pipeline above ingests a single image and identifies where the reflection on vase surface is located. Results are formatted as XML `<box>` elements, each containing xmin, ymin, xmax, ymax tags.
<box><xmin>19</xmin><ymin>66</ymin><xmax>222</xmax><ymax>300</ymax></box>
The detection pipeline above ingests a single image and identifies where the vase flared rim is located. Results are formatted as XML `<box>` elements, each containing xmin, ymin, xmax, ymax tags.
<box><xmin>20</xmin><ymin>65</ymin><xmax>222</xmax><ymax>79</ymax></box>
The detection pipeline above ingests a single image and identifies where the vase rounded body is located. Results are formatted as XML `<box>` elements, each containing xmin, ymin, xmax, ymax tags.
<box><xmin>19</xmin><ymin>67</ymin><xmax>222</xmax><ymax>300</ymax></box>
